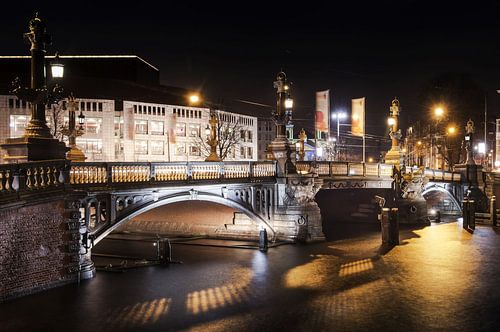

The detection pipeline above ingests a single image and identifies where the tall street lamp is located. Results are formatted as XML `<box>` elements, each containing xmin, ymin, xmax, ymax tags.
<box><xmin>2</xmin><ymin>13</ymin><xmax>68</xmax><ymax>162</ymax></box>
<box><xmin>267</xmin><ymin>71</ymin><xmax>295</xmax><ymax>175</ymax></box>
<box><xmin>331</xmin><ymin>111</ymin><xmax>347</xmax><ymax>143</ymax></box>
<box><xmin>61</xmin><ymin>94</ymin><xmax>86</xmax><ymax>161</ymax></box>
<box><xmin>384</xmin><ymin>98</ymin><xmax>403</xmax><ymax>167</ymax></box>
<box><xmin>205</xmin><ymin>110</ymin><xmax>221</xmax><ymax>162</ymax></box>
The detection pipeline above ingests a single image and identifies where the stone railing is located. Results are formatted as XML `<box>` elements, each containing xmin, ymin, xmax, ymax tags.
<box><xmin>295</xmin><ymin>161</ymin><xmax>394</xmax><ymax>178</ymax></box>
<box><xmin>69</xmin><ymin>161</ymin><xmax>277</xmax><ymax>185</ymax></box>
<box><xmin>0</xmin><ymin>160</ymin><xmax>67</xmax><ymax>199</ymax></box>
<box><xmin>423</xmin><ymin>168</ymin><xmax>461</xmax><ymax>182</ymax></box>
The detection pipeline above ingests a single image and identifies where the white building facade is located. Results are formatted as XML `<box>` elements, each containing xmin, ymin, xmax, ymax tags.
<box><xmin>0</xmin><ymin>95</ymin><xmax>258</xmax><ymax>163</ymax></box>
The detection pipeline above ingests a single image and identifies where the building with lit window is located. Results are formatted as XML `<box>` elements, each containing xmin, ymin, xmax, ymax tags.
<box><xmin>0</xmin><ymin>55</ymin><xmax>257</xmax><ymax>162</ymax></box>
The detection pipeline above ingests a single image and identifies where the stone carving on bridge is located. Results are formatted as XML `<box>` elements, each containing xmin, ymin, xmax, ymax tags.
<box><xmin>189</xmin><ymin>189</ymin><xmax>198</xmax><ymax>200</ymax></box>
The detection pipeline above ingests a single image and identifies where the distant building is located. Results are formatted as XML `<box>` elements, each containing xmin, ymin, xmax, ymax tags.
<box><xmin>257</xmin><ymin>118</ymin><xmax>275</xmax><ymax>160</ymax></box>
<box><xmin>0</xmin><ymin>55</ymin><xmax>257</xmax><ymax>162</ymax></box>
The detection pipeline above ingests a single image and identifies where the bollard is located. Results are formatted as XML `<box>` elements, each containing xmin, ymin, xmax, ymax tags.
<box><xmin>259</xmin><ymin>228</ymin><xmax>268</xmax><ymax>252</ymax></box>
<box><xmin>436</xmin><ymin>210</ymin><xmax>441</xmax><ymax>223</ymax></box>
<box><xmin>158</xmin><ymin>239</ymin><xmax>171</xmax><ymax>264</ymax></box>
<box><xmin>491</xmin><ymin>196</ymin><xmax>497</xmax><ymax>227</ymax></box>
<box><xmin>389</xmin><ymin>208</ymin><xmax>400</xmax><ymax>245</ymax></box>
<box><xmin>381</xmin><ymin>208</ymin><xmax>390</xmax><ymax>244</ymax></box>
<box><xmin>462</xmin><ymin>199</ymin><xmax>469</xmax><ymax>230</ymax></box>
<box><xmin>469</xmin><ymin>200</ymin><xmax>476</xmax><ymax>230</ymax></box>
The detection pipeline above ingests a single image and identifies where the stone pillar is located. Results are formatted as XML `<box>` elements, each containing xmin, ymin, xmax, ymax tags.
<box><xmin>273</xmin><ymin>173</ymin><xmax>324</xmax><ymax>242</ymax></box>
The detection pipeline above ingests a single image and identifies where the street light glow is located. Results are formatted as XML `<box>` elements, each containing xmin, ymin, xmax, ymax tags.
<box><xmin>387</xmin><ymin>117</ymin><xmax>396</xmax><ymax>126</ymax></box>
<box><xmin>189</xmin><ymin>94</ymin><xmax>200</xmax><ymax>104</ymax></box>
<box><xmin>447</xmin><ymin>125</ymin><xmax>456</xmax><ymax>135</ymax></box>
<box><xmin>434</xmin><ymin>106</ymin><xmax>445</xmax><ymax>118</ymax></box>
<box><xmin>285</xmin><ymin>98</ymin><xmax>293</xmax><ymax>109</ymax></box>
<box><xmin>331</xmin><ymin>111</ymin><xmax>347</xmax><ymax>120</ymax></box>
<box><xmin>478</xmin><ymin>142</ymin><xmax>486</xmax><ymax>154</ymax></box>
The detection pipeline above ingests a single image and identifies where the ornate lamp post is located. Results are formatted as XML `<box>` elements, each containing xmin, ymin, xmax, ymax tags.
<box><xmin>62</xmin><ymin>95</ymin><xmax>86</xmax><ymax>161</ymax></box>
<box><xmin>1</xmin><ymin>13</ymin><xmax>68</xmax><ymax>162</ymax></box>
<box><xmin>384</xmin><ymin>97</ymin><xmax>403</xmax><ymax>168</ymax></box>
<box><xmin>205</xmin><ymin>110</ymin><xmax>221</xmax><ymax>162</ymax></box>
<box><xmin>297</xmin><ymin>128</ymin><xmax>307</xmax><ymax>161</ymax></box>
<box><xmin>267</xmin><ymin>71</ymin><xmax>295</xmax><ymax>175</ymax></box>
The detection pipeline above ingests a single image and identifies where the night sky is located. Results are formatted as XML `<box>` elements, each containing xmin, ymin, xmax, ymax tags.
<box><xmin>1</xmin><ymin>1</ymin><xmax>500</xmax><ymax>143</ymax></box>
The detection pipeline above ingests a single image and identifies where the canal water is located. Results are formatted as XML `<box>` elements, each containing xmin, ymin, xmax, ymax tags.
<box><xmin>2</xmin><ymin>221</ymin><xmax>500</xmax><ymax>331</ymax></box>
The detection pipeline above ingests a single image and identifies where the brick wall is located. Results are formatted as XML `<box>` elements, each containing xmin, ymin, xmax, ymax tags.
<box><xmin>0</xmin><ymin>200</ymin><xmax>77</xmax><ymax>302</ymax></box>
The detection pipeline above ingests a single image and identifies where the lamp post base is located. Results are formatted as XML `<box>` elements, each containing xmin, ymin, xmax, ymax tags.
<box><xmin>205</xmin><ymin>152</ymin><xmax>221</xmax><ymax>162</ymax></box>
<box><xmin>1</xmin><ymin>137</ymin><xmax>70</xmax><ymax>163</ymax></box>
<box><xmin>66</xmin><ymin>146</ymin><xmax>86</xmax><ymax>162</ymax></box>
<box><xmin>385</xmin><ymin>148</ymin><xmax>403</xmax><ymax>168</ymax></box>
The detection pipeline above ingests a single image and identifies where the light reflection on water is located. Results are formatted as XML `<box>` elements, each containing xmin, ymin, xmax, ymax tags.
<box><xmin>104</xmin><ymin>297</ymin><xmax>171</xmax><ymax>329</ymax></box>
<box><xmin>185</xmin><ymin>267</ymin><xmax>253</xmax><ymax>315</ymax></box>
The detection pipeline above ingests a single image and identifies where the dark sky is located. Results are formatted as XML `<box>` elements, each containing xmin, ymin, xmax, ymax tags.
<box><xmin>1</xmin><ymin>1</ymin><xmax>500</xmax><ymax>141</ymax></box>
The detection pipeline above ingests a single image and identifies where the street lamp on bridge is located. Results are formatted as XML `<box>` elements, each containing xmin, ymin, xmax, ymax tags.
<box><xmin>1</xmin><ymin>13</ymin><xmax>69</xmax><ymax>163</ymax></box>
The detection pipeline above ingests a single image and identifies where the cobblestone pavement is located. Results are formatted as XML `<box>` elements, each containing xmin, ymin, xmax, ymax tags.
<box><xmin>2</xmin><ymin>221</ymin><xmax>500</xmax><ymax>331</ymax></box>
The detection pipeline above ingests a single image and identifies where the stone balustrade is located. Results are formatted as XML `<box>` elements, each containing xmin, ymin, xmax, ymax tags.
<box><xmin>0</xmin><ymin>160</ymin><xmax>67</xmax><ymax>197</ymax></box>
<box><xmin>68</xmin><ymin>161</ymin><xmax>277</xmax><ymax>185</ymax></box>
<box><xmin>295</xmin><ymin>161</ymin><xmax>395</xmax><ymax>178</ymax></box>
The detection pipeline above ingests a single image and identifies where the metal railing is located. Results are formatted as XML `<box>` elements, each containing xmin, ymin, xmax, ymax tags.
<box><xmin>295</xmin><ymin>161</ymin><xmax>394</xmax><ymax>178</ymax></box>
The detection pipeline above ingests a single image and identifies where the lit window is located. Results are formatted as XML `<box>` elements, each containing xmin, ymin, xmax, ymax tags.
<box><xmin>150</xmin><ymin>121</ymin><xmax>164</xmax><ymax>135</ymax></box>
<box><xmin>189</xmin><ymin>124</ymin><xmax>200</xmax><ymax>137</ymax></box>
<box><xmin>189</xmin><ymin>145</ymin><xmax>200</xmax><ymax>156</ymax></box>
<box><xmin>176</xmin><ymin>123</ymin><xmax>186</xmax><ymax>137</ymax></box>
<box><xmin>175</xmin><ymin>143</ymin><xmax>186</xmax><ymax>155</ymax></box>
<box><xmin>135</xmin><ymin>120</ymin><xmax>148</xmax><ymax>135</ymax></box>
<box><xmin>85</xmin><ymin>117</ymin><xmax>102</xmax><ymax>134</ymax></box>
<box><xmin>9</xmin><ymin>115</ymin><xmax>29</xmax><ymax>137</ymax></box>
<box><xmin>151</xmin><ymin>141</ymin><xmax>164</xmax><ymax>155</ymax></box>
<box><xmin>134</xmin><ymin>140</ymin><xmax>148</xmax><ymax>154</ymax></box>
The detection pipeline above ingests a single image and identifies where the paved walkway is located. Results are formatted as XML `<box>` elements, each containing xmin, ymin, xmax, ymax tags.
<box><xmin>2</xmin><ymin>221</ymin><xmax>500</xmax><ymax>331</ymax></box>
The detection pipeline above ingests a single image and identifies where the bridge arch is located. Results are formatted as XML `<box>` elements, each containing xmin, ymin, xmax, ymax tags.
<box><xmin>94</xmin><ymin>191</ymin><xmax>275</xmax><ymax>243</ymax></box>
<box><xmin>422</xmin><ymin>184</ymin><xmax>462</xmax><ymax>213</ymax></box>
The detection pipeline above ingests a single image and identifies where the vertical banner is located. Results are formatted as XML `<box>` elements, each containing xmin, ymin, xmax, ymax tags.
<box><xmin>167</xmin><ymin>113</ymin><xmax>177</xmax><ymax>144</ymax></box>
<box><xmin>315</xmin><ymin>90</ymin><xmax>330</xmax><ymax>135</ymax></box>
<box><xmin>125</xmin><ymin>106</ymin><xmax>134</xmax><ymax>140</ymax></box>
<box><xmin>351</xmin><ymin>97</ymin><xmax>365</xmax><ymax>137</ymax></box>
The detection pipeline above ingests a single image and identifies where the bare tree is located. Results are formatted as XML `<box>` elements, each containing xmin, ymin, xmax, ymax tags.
<box><xmin>192</xmin><ymin>111</ymin><xmax>244</xmax><ymax>161</ymax></box>
<box><xmin>47</xmin><ymin>102</ymin><xmax>66</xmax><ymax>140</ymax></box>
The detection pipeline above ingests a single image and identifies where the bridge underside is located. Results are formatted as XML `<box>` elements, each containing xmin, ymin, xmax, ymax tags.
<box><xmin>117</xmin><ymin>201</ymin><xmax>262</xmax><ymax>240</ymax></box>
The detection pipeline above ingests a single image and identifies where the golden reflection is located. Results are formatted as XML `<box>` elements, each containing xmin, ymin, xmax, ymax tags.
<box><xmin>283</xmin><ymin>255</ymin><xmax>339</xmax><ymax>289</ymax></box>
<box><xmin>186</xmin><ymin>267</ymin><xmax>252</xmax><ymax>315</ymax></box>
<box><xmin>105</xmin><ymin>297</ymin><xmax>170</xmax><ymax>328</ymax></box>
<box><xmin>338</xmin><ymin>258</ymin><xmax>374</xmax><ymax>277</ymax></box>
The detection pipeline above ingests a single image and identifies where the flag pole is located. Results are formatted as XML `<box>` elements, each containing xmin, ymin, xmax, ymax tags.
<box><xmin>363</xmin><ymin>99</ymin><xmax>366</xmax><ymax>163</ymax></box>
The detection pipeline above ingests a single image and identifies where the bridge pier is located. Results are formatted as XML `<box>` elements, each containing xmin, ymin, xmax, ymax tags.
<box><xmin>273</xmin><ymin>174</ymin><xmax>324</xmax><ymax>242</ymax></box>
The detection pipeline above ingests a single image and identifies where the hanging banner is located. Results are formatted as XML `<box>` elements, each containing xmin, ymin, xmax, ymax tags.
<box><xmin>125</xmin><ymin>106</ymin><xmax>134</xmax><ymax>140</ymax></box>
<box><xmin>351</xmin><ymin>97</ymin><xmax>365</xmax><ymax>137</ymax></box>
<box><xmin>166</xmin><ymin>113</ymin><xmax>177</xmax><ymax>144</ymax></box>
<box><xmin>315</xmin><ymin>90</ymin><xmax>330</xmax><ymax>134</ymax></box>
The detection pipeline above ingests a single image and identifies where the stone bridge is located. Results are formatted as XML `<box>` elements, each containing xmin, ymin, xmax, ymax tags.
<box><xmin>0</xmin><ymin>159</ymin><xmax>472</xmax><ymax>301</ymax></box>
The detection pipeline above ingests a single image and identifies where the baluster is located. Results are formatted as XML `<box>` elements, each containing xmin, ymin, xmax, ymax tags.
<box><xmin>0</xmin><ymin>171</ymin><xmax>3</xmax><ymax>191</ymax></box>
<box><xmin>5</xmin><ymin>170</ymin><xmax>11</xmax><ymax>191</ymax></box>
<box><xmin>46</xmin><ymin>167</ymin><xmax>53</xmax><ymax>186</ymax></box>
<box><xmin>52</xmin><ymin>166</ymin><xmax>59</xmax><ymax>185</ymax></box>
<box><xmin>38</xmin><ymin>167</ymin><xmax>45</xmax><ymax>187</ymax></box>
